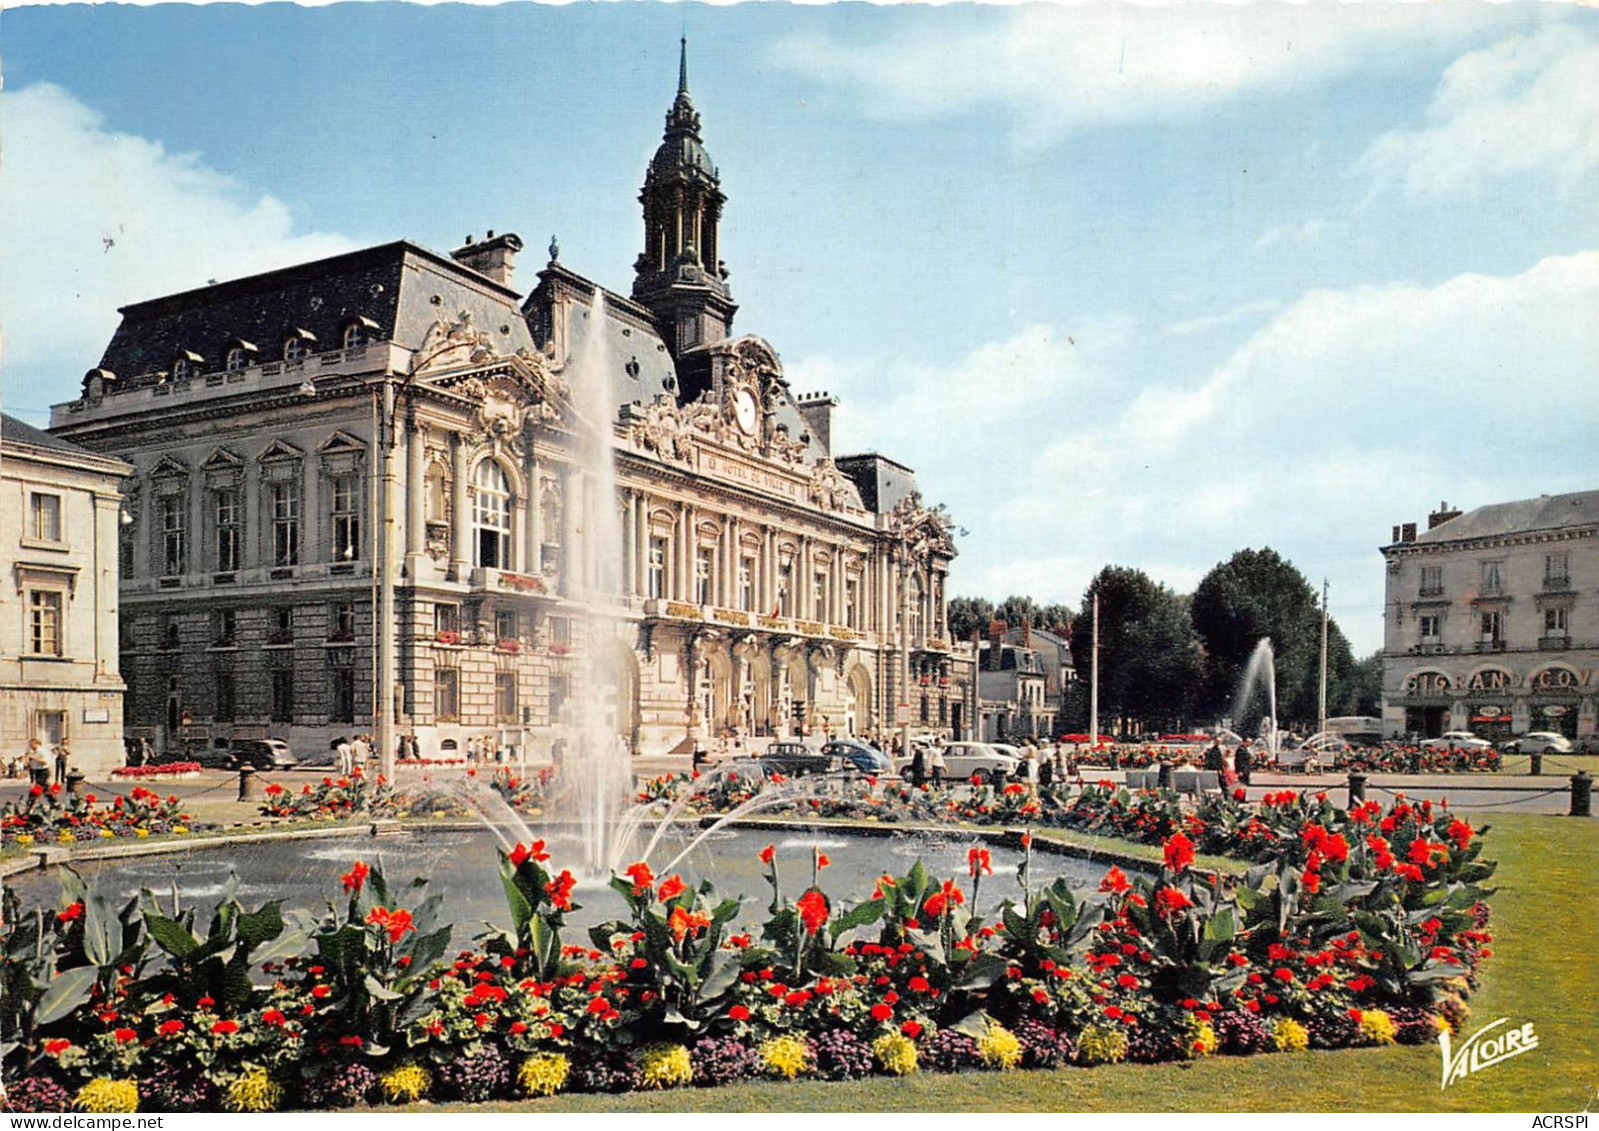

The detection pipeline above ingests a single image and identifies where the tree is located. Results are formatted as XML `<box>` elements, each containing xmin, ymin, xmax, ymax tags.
<box><xmin>1068</xmin><ymin>566</ymin><xmax>1202</xmax><ymax>734</ymax></box>
<box><xmin>1344</xmin><ymin>650</ymin><xmax>1384</xmax><ymax>718</ymax></box>
<box><xmin>1190</xmin><ymin>548</ymin><xmax>1355</xmax><ymax>732</ymax></box>
<box><xmin>996</xmin><ymin>595</ymin><xmax>1040</xmax><ymax>633</ymax></box>
<box><xmin>946</xmin><ymin>596</ymin><xmax>994</xmax><ymax>642</ymax></box>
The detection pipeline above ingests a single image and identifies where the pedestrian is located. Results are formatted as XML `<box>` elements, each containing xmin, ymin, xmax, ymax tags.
<box><xmin>909</xmin><ymin>745</ymin><xmax>926</xmax><ymax>787</ymax></box>
<box><xmin>335</xmin><ymin>736</ymin><xmax>353</xmax><ymax>776</ymax></box>
<box><xmin>929</xmin><ymin>741</ymin><xmax>946</xmax><ymax>786</ymax></box>
<box><xmin>1203</xmin><ymin>737</ymin><xmax>1226</xmax><ymax>774</ymax></box>
<box><xmin>26</xmin><ymin>739</ymin><xmax>50</xmax><ymax>787</ymax></box>
<box><xmin>52</xmin><ymin>740</ymin><xmax>71</xmax><ymax>786</ymax></box>
<box><xmin>1235</xmin><ymin>739</ymin><xmax>1253</xmax><ymax>787</ymax></box>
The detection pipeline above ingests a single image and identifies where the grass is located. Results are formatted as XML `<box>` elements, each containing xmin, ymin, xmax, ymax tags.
<box><xmin>386</xmin><ymin>812</ymin><xmax>1598</xmax><ymax>1113</ymax></box>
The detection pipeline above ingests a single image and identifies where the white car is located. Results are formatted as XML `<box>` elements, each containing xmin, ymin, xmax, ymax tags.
<box><xmin>1419</xmin><ymin>731</ymin><xmax>1493</xmax><ymax>750</ymax></box>
<box><xmin>898</xmin><ymin>741</ymin><xmax>1019</xmax><ymax>780</ymax></box>
<box><xmin>1501</xmin><ymin>731</ymin><xmax>1573</xmax><ymax>754</ymax></box>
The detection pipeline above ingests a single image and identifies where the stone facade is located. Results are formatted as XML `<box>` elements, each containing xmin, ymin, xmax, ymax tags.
<box><xmin>1</xmin><ymin>416</ymin><xmax>132</xmax><ymax>775</ymax></box>
<box><xmin>47</xmin><ymin>54</ymin><xmax>973</xmax><ymax>763</ymax></box>
<box><xmin>1379</xmin><ymin>492</ymin><xmax>1599</xmax><ymax>742</ymax></box>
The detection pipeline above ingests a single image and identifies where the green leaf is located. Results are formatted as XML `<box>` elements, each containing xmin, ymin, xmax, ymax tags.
<box><xmin>699</xmin><ymin>953</ymin><xmax>740</xmax><ymax>1000</ymax></box>
<box><xmin>237</xmin><ymin>902</ymin><xmax>285</xmax><ymax>949</ymax></box>
<box><xmin>950</xmin><ymin>1010</ymin><xmax>992</xmax><ymax>1041</ymax></box>
<box><xmin>142</xmin><ymin>911</ymin><xmax>200</xmax><ymax>960</ymax></box>
<box><xmin>36</xmin><ymin>965</ymin><xmax>97</xmax><ymax>1025</ymax></box>
<box><xmin>364</xmin><ymin>973</ymin><xmax>404</xmax><ymax>1001</ymax></box>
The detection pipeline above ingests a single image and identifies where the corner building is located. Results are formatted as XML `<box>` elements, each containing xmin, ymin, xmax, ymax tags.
<box><xmin>1379</xmin><ymin>492</ymin><xmax>1599</xmax><ymax>742</ymax></box>
<box><xmin>49</xmin><ymin>51</ymin><xmax>973</xmax><ymax>761</ymax></box>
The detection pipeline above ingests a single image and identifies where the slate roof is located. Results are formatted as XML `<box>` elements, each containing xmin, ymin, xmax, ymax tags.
<box><xmin>96</xmin><ymin>242</ymin><xmax>534</xmax><ymax>383</ymax></box>
<box><xmin>1413</xmin><ymin>489</ymin><xmax>1599</xmax><ymax>543</ymax></box>
<box><xmin>4</xmin><ymin>412</ymin><xmax>131</xmax><ymax>472</ymax></box>
<box><xmin>835</xmin><ymin>453</ymin><xmax>920</xmax><ymax>515</ymax></box>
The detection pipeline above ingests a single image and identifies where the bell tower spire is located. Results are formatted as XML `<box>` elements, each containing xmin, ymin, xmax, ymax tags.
<box><xmin>633</xmin><ymin>38</ymin><xmax>737</xmax><ymax>358</ymax></box>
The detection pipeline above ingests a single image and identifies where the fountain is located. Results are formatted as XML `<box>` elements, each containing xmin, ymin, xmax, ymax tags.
<box><xmin>1230</xmin><ymin>638</ymin><xmax>1280</xmax><ymax>759</ymax></box>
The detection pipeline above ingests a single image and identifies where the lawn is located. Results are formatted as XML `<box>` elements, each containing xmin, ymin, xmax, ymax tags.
<box><xmin>404</xmin><ymin>812</ymin><xmax>1597</xmax><ymax>1113</ymax></box>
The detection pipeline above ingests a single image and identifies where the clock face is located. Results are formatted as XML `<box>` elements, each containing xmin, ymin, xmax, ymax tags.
<box><xmin>733</xmin><ymin>387</ymin><xmax>759</xmax><ymax>435</ymax></box>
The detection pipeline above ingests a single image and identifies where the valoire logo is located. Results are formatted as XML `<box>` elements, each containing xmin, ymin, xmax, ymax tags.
<box><xmin>1440</xmin><ymin>1017</ymin><xmax>1538</xmax><ymax>1088</ymax></box>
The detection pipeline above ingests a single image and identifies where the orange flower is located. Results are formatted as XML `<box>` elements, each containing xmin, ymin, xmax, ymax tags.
<box><xmin>624</xmin><ymin>861</ymin><xmax>655</xmax><ymax>896</ymax></box>
<box><xmin>759</xmin><ymin>844</ymin><xmax>776</xmax><ymax>865</ymax></box>
<box><xmin>544</xmin><ymin>869</ymin><xmax>577</xmax><ymax>911</ymax></box>
<box><xmin>657</xmin><ymin>874</ymin><xmax>687</xmax><ymax>902</ymax></box>
<box><xmin>341</xmin><ymin>860</ymin><xmax>370</xmax><ymax>894</ymax></box>
<box><xmin>797</xmin><ymin>889</ymin><xmax>829</xmax><ymax>935</ymax></box>
<box><xmin>365</xmin><ymin>905</ymin><xmax>416</xmax><ymax>943</ymax></box>
<box><xmin>968</xmin><ymin>846</ymin><xmax>993</xmax><ymax>877</ymax></box>
<box><xmin>510</xmin><ymin>840</ymin><xmax>550</xmax><ymax>867</ymax></box>
<box><xmin>668</xmin><ymin>906</ymin><xmax>712</xmax><ymax>942</ymax></box>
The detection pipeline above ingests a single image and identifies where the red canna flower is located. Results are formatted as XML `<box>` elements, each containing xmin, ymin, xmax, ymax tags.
<box><xmin>968</xmin><ymin>846</ymin><xmax>993</xmax><ymax>877</ymax></box>
<box><xmin>113</xmin><ymin>1027</ymin><xmax>138</xmax><ymax>1043</ymax></box>
<box><xmin>341</xmin><ymin>860</ymin><xmax>370</xmax><ymax>894</ymax></box>
<box><xmin>365</xmin><ymin>906</ymin><xmax>416</xmax><ymax>943</ymax></box>
<box><xmin>157</xmin><ymin>1020</ymin><xmax>185</xmax><ymax>1036</ymax></box>
<box><xmin>57</xmin><ymin>902</ymin><xmax>85</xmax><ymax>923</ymax></box>
<box><xmin>657</xmin><ymin>874</ymin><xmax>687</xmax><ymax>902</ymax></box>
<box><xmin>1099</xmin><ymin>867</ymin><xmax>1131</xmax><ymax>894</ymax></box>
<box><xmin>212</xmin><ymin>1019</ymin><xmax>240</xmax><ymax>1035</ymax></box>
<box><xmin>544</xmin><ymin>869</ymin><xmax>577</xmax><ymax>911</ymax></box>
<box><xmin>797</xmin><ymin>889</ymin><xmax>830</xmax><ymax>935</ymax></box>
<box><xmin>1163</xmin><ymin>832</ymin><xmax>1196</xmax><ymax>873</ymax></box>
<box><xmin>510</xmin><ymin>840</ymin><xmax>550</xmax><ymax>868</ymax></box>
<box><xmin>624</xmin><ymin>862</ymin><xmax>655</xmax><ymax>896</ymax></box>
<box><xmin>758</xmin><ymin>844</ymin><xmax>776</xmax><ymax>865</ymax></box>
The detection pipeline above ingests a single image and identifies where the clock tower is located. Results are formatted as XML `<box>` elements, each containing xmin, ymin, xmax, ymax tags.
<box><xmin>633</xmin><ymin>39</ymin><xmax>738</xmax><ymax>358</ymax></box>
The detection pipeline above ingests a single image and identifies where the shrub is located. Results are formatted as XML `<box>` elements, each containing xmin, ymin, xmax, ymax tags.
<box><xmin>690</xmin><ymin>1037</ymin><xmax>758</xmax><ymax>1087</ymax></box>
<box><xmin>305</xmin><ymin>1062</ymin><xmax>379</xmax><ymax>1109</ymax></box>
<box><xmin>1077</xmin><ymin>1024</ymin><xmax>1130</xmax><ymax>1066</ymax></box>
<box><xmin>379</xmin><ymin>1064</ymin><xmax>432</xmax><ymax>1105</ymax></box>
<box><xmin>1214</xmin><ymin>1010</ymin><xmax>1275</xmax><ymax>1056</ymax></box>
<box><xmin>1186</xmin><ymin>1017</ymin><xmax>1219</xmax><ymax>1058</ymax></box>
<box><xmin>224</xmin><ymin>1068</ymin><xmax>283</xmax><ymax>1113</ymax></box>
<box><xmin>436</xmin><ymin>1044</ymin><xmax>510</xmax><ymax>1103</ymax></box>
<box><xmin>639</xmin><ymin>1043</ymin><xmax>693</xmax><ymax>1089</ymax></box>
<box><xmin>1387</xmin><ymin>1006</ymin><xmax>1447</xmax><ymax>1047</ymax></box>
<box><xmin>1306</xmin><ymin>1013</ymin><xmax>1361</xmax><ymax>1050</ymax></box>
<box><xmin>758</xmin><ymin>1035</ymin><xmax>812</xmax><ymax>1081</ymax></box>
<box><xmin>1272</xmin><ymin>1018</ymin><xmax>1309</xmax><ymax>1052</ymax></box>
<box><xmin>75</xmin><ymin>1079</ymin><xmax>139</xmax><ymax>1113</ymax></box>
<box><xmin>923</xmin><ymin>1028</ymin><xmax>980</xmax><ymax>1072</ymax></box>
<box><xmin>3</xmin><ymin>1076</ymin><xmax>72</xmax><ymax>1113</ymax></box>
<box><xmin>977</xmin><ymin>1023</ymin><xmax>1023</xmax><ymax>1070</ymax></box>
<box><xmin>143</xmin><ymin>1065</ymin><xmax>217</xmax><ymax>1112</ymax></box>
<box><xmin>810</xmin><ymin>1029</ymin><xmax>874</xmax><ymax>1082</ymax></box>
<box><xmin>1011</xmin><ymin>1017</ymin><xmax>1071</xmax><ymax>1068</ymax></box>
<box><xmin>573</xmin><ymin>1053</ymin><xmax>638</xmax><ymax>1094</ymax></box>
<box><xmin>517</xmin><ymin>1053</ymin><xmax>571</xmax><ymax>1098</ymax></box>
<box><xmin>872</xmin><ymin>1032</ymin><xmax>918</xmax><ymax>1076</ymax></box>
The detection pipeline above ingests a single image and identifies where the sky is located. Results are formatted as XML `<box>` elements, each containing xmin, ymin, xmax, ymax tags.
<box><xmin>2</xmin><ymin>2</ymin><xmax>1596</xmax><ymax>657</ymax></box>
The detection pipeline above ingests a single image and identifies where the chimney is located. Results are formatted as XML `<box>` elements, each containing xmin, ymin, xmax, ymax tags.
<box><xmin>1402</xmin><ymin>522</ymin><xmax>1418</xmax><ymax>542</ymax></box>
<box><xmin>796</xmin><ymin>392</ymin><xmax>839</xmax><ymax>453</ymax></box>
<box><xmin>1428</xmin><ymin>501</ymin><xmax>1463</xmax><ymax>530</ymax></box>
<box><xmin>451</xmin><ymin>231</ymin><xmax>523</xmax><ymax>288</ymax></box>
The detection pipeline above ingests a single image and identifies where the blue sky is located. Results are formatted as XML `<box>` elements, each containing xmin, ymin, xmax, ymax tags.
<box><xmin>3</xmin><ymin>2</ymin><xmax>1596</xmax><ymax>655</ymax></box>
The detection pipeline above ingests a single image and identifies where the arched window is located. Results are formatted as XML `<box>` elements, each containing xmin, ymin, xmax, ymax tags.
<box><xmin>171</xmin><ymin>357</ymin><xmax>194</xmax><ymax>381</ymax></box>
<box><xmin>474</xmin><ymin>461</ymin><xmax>512</xmax><ymax>569</ymax></box>
<box><xmin>343</xmin><ymin>322</ymin><xmax>368</xmax><ymax>350</ymax></box>
<box><xmin>226</xmin><ymin>347</ymin><xmax>248</xmax><ymax>372</ymax></box>
<box><xmin>284</xmin><ymin>337</ymin><xmax>309</xmax><ymax>363</ymax></box>
<box><xmin>908</xmin><ymin>576</ymin><xmax>925</xmax><ymax>643</ymax></box>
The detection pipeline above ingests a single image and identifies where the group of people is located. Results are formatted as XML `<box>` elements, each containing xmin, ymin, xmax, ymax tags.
<box><xmin>1202</xmin><ymin>736</ymin><xmax>1256</xmax><ymax>785</ymax></box>
<box><xmin>5</xmin><ymin>738</ymin><xmax>72</xmax><ymax>787</ymax></box>
<box><xmin>329</xmin><ymin>734</ymin><xmax>373</xmax><ymax>775</ymax></box>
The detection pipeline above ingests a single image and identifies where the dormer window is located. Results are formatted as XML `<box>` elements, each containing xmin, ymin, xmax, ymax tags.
<box><xmin>226</xmin><ymin>348</ymin><xmax>248</xmax><ymax>372</ymax></box>
<box><xmin>283</xmin><ymin>329</ymin><xmax>317</xmax><ymax>362</ymax></box>
<box><xmin>342</xmin><ymin>317</ymin><xmax>378</xmax><ymax>350</ymax></box>
<box><xmin>170</xmin><ymin>350</ymin><xmax>203</xmax><ymax>381</ymax></box>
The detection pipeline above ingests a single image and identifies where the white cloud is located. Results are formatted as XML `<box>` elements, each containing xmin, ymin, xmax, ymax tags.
<box><xmin>1356</xmin><ymin>24</ymin><xmax>1599</xmax><ymax>200</ymax></box>
<box><xmin>939</xmin><ymin>250</ymin><xmax>1599</xmax><ymax>654</ymax></box>
<box><xmin>773</xmin><ymin>6</ymin><xmax>1520</xmax><ymax>148</ymax></box>
<box><xmin>1166</xmin><ymin>299</ymin><xmax>1281</xmax><ymax>336</ymax></box>
<box><xmin>0</xmin><ymin>83</ymin><xmax>356</xmax><ymax>415</ymax></box>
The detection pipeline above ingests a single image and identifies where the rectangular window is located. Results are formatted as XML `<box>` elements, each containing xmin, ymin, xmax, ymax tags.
<box><xmin>1419</xmin><ymin>613</ymin><xmax>1441</xmax><ymax>639</ymax></box>
<box><xmin>332</xmin><ymin>602</ymin><xmax>357</xmax><ymax>641</ymax></box>
<box><xmin>331</xmin><ymin>476</ymin><xmax>360</xmax><ymax>562</ymax></box>
<box><xmin>550</xmin><ymin>616</ymin><xmax>572</xmax><ymax>646</ymax></box>
<box><xmin>270</xmin><ymin>670</ymin><xmax>294</xmax><ymax>723</ymax></box>
<box><xmin>1545</xmin><ymin>607</ymin><xmax>1569</xmax><ymax>634</ymax></box>
<box><xmin>1419</xmin><ymin>565</ymin><xmax>1442</xmax><ymax>596</ymax></box>
<box><xmin>329</xmin><ymin>651</ymin><xmax>355</xmax><ymax>723</ymax></box>
<box><xmin>161</xmin><ymin>494</ymin><xmax>187</xmax><ymax>576</ymax></box>
<box><xmin>215</xmin><ymin>489</ymin><xmax>239</xmax><ymax>572</ymax></box>
<box><xmin>435</xmin><ymin>668</ymin><xmax>460</xmax><ymax>721</ymax></box>
<box><xmin>738</xmin><ymin>557</ymin><xmax>755</xmax><ymax>612</ymax></box>
<box><xmin>1480</xmin><ymin>610</ymin><xmax>1503</xmax><ymax>643</ymax></box>
<box><xmin>695</xmin><ymin>547</ymin><xmax>713</xmax><ymax>606</ymax></box>
<box><xmin>648</xmin><ymin>537</ymin><xmax>668</xmax><ymax>599</ymax></box>
<box><xmin>434</xmin><ymin>603</ymin><xmax>459</xmax><ymax>637</ymax></box>
<box><xmin>30</xmin><ymin>493</ymin><xmax>62</xmax><ymax>542</ymax></box>
<box><xmin>215</xmin><ymin>670</ymin><xmax>235</xmax><ymax>720</ymax></box>
<box><xmin>269</xmin><ymin>607</ymin><xmax>294</xmax><ymax>645</ymax></box>
<box><xmin>1546</xmin><ymin>552</ymin><xmax>1570</xmax><ymax>586</ymax></box>
<box><xmin>29</xmin><ymin>590</ymin><xmax>63</xmax><ymax>656</ymax></box>
<box><xmin>495</xmin><ymin>672</ymin><xmax>517</xmax><ymax>723</ymax></box>
<box><xmin>496</xmin><ymin>610</ymin><xmax>519</xmax><ymax>642</ymax></box>
<box><xmin>845</xmin><ymin>577</ymin><xmax>860</xmax><ymax>629</ymax></box>
<box><xmin>1481</xmin><ymin>560</ymin><xmax>1503</xmax><ymax>595</ymax></box>
<box><xmin>213</xmin><ymin>609</ymin><xmax>236</xmax><ymax>646</ymax></box>
<box><xmin>271</xmin><ymin>482</ymin><xmax>299</xmax><ymax>567</ymax></box>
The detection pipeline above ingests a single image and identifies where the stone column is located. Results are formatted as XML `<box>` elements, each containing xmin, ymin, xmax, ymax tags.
<box><xmin>526</xmin><ymin>455</ymin><xmax>543</xmax><ymax>576</ymax></box>
<box><xmin>405</xmin><ymin>423</ymin><xmax>425</xmax><ymax>561</ymax></box>
<box><xmin>621</xmin><ymin>488</ymin><xmax>636</xmax><ymax>596</ymax></box>
<box><xmin>449</xmin><ymin>433</ymin><xmax>469</xmax><ymax>579</ymax></box>
<box><xmin>301</xmin><ymin>456</ymin><xmax>320</xmax><ymax>566</ymax></box>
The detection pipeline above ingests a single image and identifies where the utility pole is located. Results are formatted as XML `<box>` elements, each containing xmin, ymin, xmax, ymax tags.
<box><xmin>1089</xmin><ymin>592</ymin><xmax>1100</xmax><ymax>748</ymax></box>
<box><xmin>375</xmin><ymin>377</ymin><xmax>399</xmax><ymax>780</ymax></box>
<box><xmin>1318</xmin><ymin>577</ymin><xmax>1329</xmax><ymax>740</ymax></box>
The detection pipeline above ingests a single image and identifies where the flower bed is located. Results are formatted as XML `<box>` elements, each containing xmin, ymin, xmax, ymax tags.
<box><xmin>1</xmin><ymin>786</ymin><xmax>196</xmax><ymax>851</ymax></box>
<box><xmin>1333</xmin><ymin>745</ymin><xmax>1502</xmax><ymax>774</ymax></box>
<box><xmin>2</xmin><ymin>789</ymin><xmax>1492</xmax><ymax>1112</ymax></box>
<box><xmin>259</xmin><ymin>768</ymin><xmax>392</xmax><ymax>820</ymax></box>
<box><xmin>111</xmin><ymin>763</ymin><xmax>202</xmax><ymax>779</ymax></box>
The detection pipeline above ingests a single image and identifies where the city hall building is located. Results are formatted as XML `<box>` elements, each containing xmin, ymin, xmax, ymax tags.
<box><xmin>48</xmin><ymin>51</ymin><xmax>973</xmax><ymax>763</ymax></box>
<box><xmin>1379</xmin><ymin>492</ymin><xmax>1598</xmax><ymax>742</ymax></box>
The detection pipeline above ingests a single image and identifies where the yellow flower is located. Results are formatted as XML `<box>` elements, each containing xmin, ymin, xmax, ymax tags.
<box><xmin>380</xmin><ymin>1064</ymin><xmax>432</xmax><ymax>1104</ymax></box>
<box><xmin>872</xmin><ymin>1032</ymin><xmax>918</xmax><ymax>1076</ymax></box>
<box><xmin>15</xmin><ymin>834</ymin><xmax>33</xmax><ymax>847</ymax></box>
<box><xmin>977</xmin><ymin>1022</ymin><xmax>1023</xmax><ymax>1070</ymax></box>
<box><xmin>517</xmin><ymin>1053</ymin><xmax>570</xmax><ymax>1098</ymax></box>
<box><xmin>758</xmin><ymin>1035</ymin><xmax>812</xmax><ymax>1080</ymax></box>
<box><xmin>639</xmin><ymin>1043</ymin><xmax>693</xmax><ymax>1089</ymax></box>
<box><xmin>99</xmin><ymin>828</ymin><xmax>116</xmax><ymax>839</ymax></box>
<box><xmin>1186</xmin><ymin>1016</ymin><xmax>1218</xmax><ymax>1058</ymax></box>
<box><xmin>75</xmin><ymin>1078</ymin><xmax>138</xmax><ymax>1113</ymax></box>
<box><xmin>173</xmin><ymin>826</ymin><xmax>190</xmax><ymax>834</ymax></box>
<box><xmin>134</xmin><ymin>828</ymin><xmax>150</xmax><ymax>838</ymax></box>
<box><xmin>1359</xmin><ymin>1010</ymin><xmax>1397</xmax><ymax>1046</ymax></box>
<box><xmin>1076</xmin><ymin>1024</ymin><xmax>1130</xmax><ymax>1066</ymax></box>
<box><xmin>224</xmin><ymin>1068</ymin><xmax>283</xmax><ymax>1113</ymax></box>
<box><xmin>58</xmin><ymin>831</ymin><xmax>76</xmax><ymax>844</ymax></box>
<box><xmin>1273</xmin><ymin>1018</ymin><xmax>1309</xmax><ymax>1052</ymax></box>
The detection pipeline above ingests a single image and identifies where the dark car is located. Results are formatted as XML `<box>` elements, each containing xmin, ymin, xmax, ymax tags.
<box><xmin>149</xmin><ymin>744</ymin><xmax>235</xmax><ymax>769</ymax></box>
<box><xmin>759</xmin><ymin>742</ymin><xmax>835</xmax><ymax>777</ymax></box>
<box><xmin>821</xmin><ymin>739</ymin><xmax>892</xmax><ymax>775</ymax></box>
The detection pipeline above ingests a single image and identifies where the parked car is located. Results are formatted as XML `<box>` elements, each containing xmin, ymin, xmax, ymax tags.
<box><xmin>149</xmin><ymin>744</ymin><xmax>235</xmax><ymax>769</ymax></box>
<box><xmin>1499</xmin><ymin>731</ymin><xmax>1573</xmax><ymax>755</ymax></box>
<box><xmin>231</xmin><ymin>739</ymin><xmax>298</xmax><ymax>771</ymax></box>
<box><xmin>759</xmin><ymin>742</ymin><xmax>835</xmax><ymax>777</ymax></box>
<box><xmin>897</xmin><ymin>741</ymin><xmax>1020</xmax><ymax>780</ymax></box>
<box><xmin>1419</xmin><ymin>731</ymin><xmax>1493</xmax><ymax>750</ymax></box>
<box><xmin>821</xmin><ymin>738</ymin><xmax>892</xmax><ymax>775</ymax></box>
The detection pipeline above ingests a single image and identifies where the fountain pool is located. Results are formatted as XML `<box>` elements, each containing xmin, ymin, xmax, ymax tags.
<box><xmin>5</xmin><ymin>826</ymin><xmax>1129</xmax><ymax>934</ymax></box>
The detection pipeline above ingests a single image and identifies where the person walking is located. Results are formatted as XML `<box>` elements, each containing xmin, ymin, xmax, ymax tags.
<box><xmin>909</xmin><ymin>745</ymin><xmax>926</xmax><ymax>787</ymax></box>
<box><xmin>1203</xmin><ymin>737</ymin><xmax>1226</xmax><ymax>774</ymax></box>
<box><xmin>335</xmin><ymin>736</ymin><xmax>353</xmax><ymax>776</ymax></box>
<box><xmin>929</xmin><ymin>740</ymin><xmax>946</xmax><ymax>786</ymax></box>
<box><xmin>52</xmin><ymin>740</ymin><xmax>72</xmax><ymax>787</ymax></box>
<box><xmin>1235</xmin><ymin>739</ymin><xmax>1254</xmax><ymax>787</ymax></box>
<box><xmin>25</xmin><ymin>739</ymin><xmax>50</xmax><ymax>788</ymax></box>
